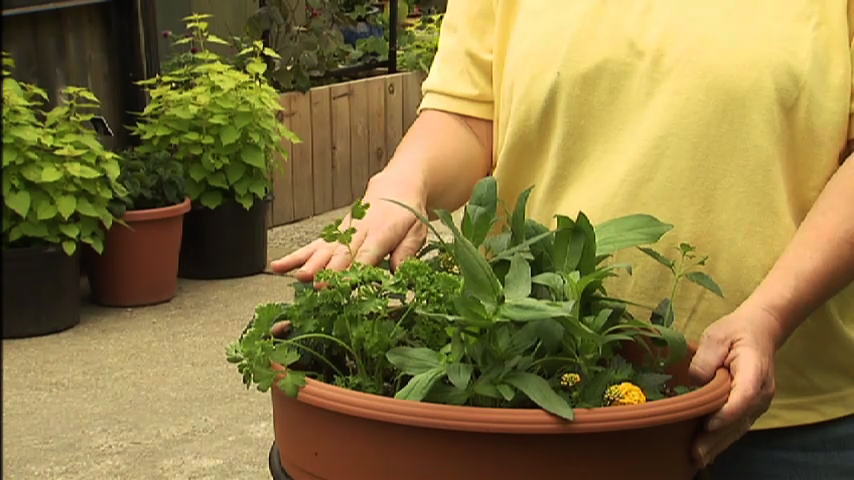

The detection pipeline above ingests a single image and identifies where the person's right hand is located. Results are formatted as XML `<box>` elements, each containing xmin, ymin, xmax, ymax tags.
<box><xmin>270</xmin><ymin>169</ymin><xmax>429</xmax><ymax>283</ymax></box>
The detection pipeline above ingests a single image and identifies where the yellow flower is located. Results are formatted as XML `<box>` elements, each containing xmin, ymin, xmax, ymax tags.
<box><xmin>604</xmin><ymin>382</ymin><xmax>647</xmax><ymax>406</ymax></box>
<box><xmin>438</xmin><ymin>252</ymin><xmax>460</xmax><ymax>275</ymax></box>
<box><xmin>560</xmin><ymin>373</ymin><xmax>582</xmax><ymax>388</ymax></box>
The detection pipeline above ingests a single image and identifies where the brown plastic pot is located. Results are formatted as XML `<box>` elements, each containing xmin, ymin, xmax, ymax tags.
<box><xmin>271</xmin><ymin>344</ymin><xmax>730</xmax><ymax>480</ymax></box>
<box><xmin>87</xmin><ymin>197</ymin><xmax>191</xmax><ymax>307</ymax></box>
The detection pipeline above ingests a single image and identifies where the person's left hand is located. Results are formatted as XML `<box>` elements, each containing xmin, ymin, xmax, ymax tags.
<box><xmin>688</xmin><ymin>302</ymin><xmax>784</xmax><ymax>468</ymax></box>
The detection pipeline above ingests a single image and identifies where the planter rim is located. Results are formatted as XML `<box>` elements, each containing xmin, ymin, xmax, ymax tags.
<box><xmin>273</xmin><ymin>351</ymin><xmax>731</xmax><ymax>434</ymax></box>
<box><xmin>123</xmin><ymin>197</ymin><xmax>191</xmax><ymax>222</ymax></box>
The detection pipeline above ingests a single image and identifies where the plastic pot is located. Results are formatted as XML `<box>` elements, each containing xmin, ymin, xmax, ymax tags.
<box><xmin>2</xmin><ymin>245</ymin><xmax>81</xmax><ymax>339</ymax></box>
<box><xmin>270</xmin><ymin>345</ymin><xmax>730</xmax><ymax>480</ymax></box>
<box><xmin>178</xmin><ymin>197</ymin><xmax>269</xmax><ymax>280</ymax></box>
<box><xmin>86</xmin><ymin>197</ymin><xmax>191</xmax><ymax>307</ymax></box>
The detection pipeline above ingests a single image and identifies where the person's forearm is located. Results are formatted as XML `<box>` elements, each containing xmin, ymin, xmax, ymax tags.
<box><xmin>744</xmin><ymin>155</ymin><xmax>854</xmax><ymax>348</ymax></box>
<box><xmin>382</xmin><ymin>109</ymin><xmax>493</xmax><ymax>213</ymax></box>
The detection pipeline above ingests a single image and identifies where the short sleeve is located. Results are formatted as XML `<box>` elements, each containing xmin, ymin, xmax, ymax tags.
<box><xmin>418</xmin><ymin>0</ymin><xmax>495</xmax><ymax>120</ymax></box>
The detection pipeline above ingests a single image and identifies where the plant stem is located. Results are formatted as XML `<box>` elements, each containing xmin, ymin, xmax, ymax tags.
<box><xmin>286</xmin><ymin>341</ymin><xmax>346</xmax><ymax>378</ymax></box>
<box><xmin>282</xmin><ymin>333</ymin><xmax>366</xmax><ymax>376</ymax></box>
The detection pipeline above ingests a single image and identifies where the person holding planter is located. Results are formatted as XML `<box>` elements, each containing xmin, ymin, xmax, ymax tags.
<box><xmin>2</xmin><ymin>54</ymin><xmax>127</xmax><ymax>338</ymax></box>
<box><xmin>85</xmin><ymin>148</ymin><xmax>190</xmax><ymax>307</ymax></box>
<box><xmin>271</xmin><ymin>1</ymin><xmax>854</xmax><ymax>479</ymax></box>
<box><xmin>134</xmin><ymin>14</ymin><xmax>297</xmax><ymax>280</ymax></box>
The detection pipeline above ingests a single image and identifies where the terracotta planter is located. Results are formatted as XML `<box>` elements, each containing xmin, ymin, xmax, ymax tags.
<box><xmin>87</xmin><ymin>197</ymin><xmax>191</xmax><ymax>307</ymax></box>
<box><xmin>271</xmin><ymin>347</ymin><xmax>730</xmax><ymax>480</ymax></box>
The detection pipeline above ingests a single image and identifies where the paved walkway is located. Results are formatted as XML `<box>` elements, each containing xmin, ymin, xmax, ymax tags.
<box><xmin>2</xmin><ymin>208</ymin><xmax>348</xmax><ymax>480</ymax></box>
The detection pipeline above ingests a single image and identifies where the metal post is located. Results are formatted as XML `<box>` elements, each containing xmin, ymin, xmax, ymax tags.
<box><xmin>388</xmin><ymin>0</ymin><xmax>398</xmax><ymax>73</ymax></box>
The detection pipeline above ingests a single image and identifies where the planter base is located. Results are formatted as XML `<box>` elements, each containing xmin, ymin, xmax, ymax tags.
<box><xmin>178</xmin><ymin>199</ymin><xmax>269</xmax><ymax>280</ymax></box>
<box><xmin>269</xmin><ymin>442</ymin><xmax>294</xmax><ymax>480</ymax></box>
<box><xmin>2</xmin><ymin>246</ymin><xmax>81</xmax><ymax>339</ymax></box>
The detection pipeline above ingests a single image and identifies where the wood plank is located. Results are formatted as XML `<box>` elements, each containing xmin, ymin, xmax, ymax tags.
<box><xmin>385</xmin><ymin>73</ymin><xmax>404</xmax><ymax>163</ymax></box>
<box><xmin>287</xmin><ymin>92</ymin><xmax>315</xmax><ymax>221</ymax></box>
<box><xmin>367</xmin><ymin>77</ymin><xmax>387</xmax><ymax>176</ymax></box>
<box><xmin>330</xmin><ymin>84</ymin><xmax>353</xmax><ymax>208</ymax></box>
<box><xmin>270</xmin><ymin>95</ymin><xmax>295</xmax><ymax>226</ymax></box>
<box><xmin>349</xmin><ymin>79</ymin><xmax>371</xmax><ymax>199</ymax></box>
<box><xmin>310</xmin><ymin>86</ymin><xmax>334</xmax><ymax>215</ymax></box>
<box><xmin>402</xmin><ymin>72</ymin><xmax>424</xmax><ymax>135</ymax></box>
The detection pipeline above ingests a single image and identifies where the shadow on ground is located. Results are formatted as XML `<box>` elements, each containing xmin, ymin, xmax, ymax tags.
<box><xmin>2</xmin><ymin>206</ymin><xmax>455</xmax><ymax>479</ymax></box>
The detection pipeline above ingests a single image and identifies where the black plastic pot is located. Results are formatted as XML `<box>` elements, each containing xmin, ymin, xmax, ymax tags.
<box><xmin>269</xmin><ymin>441</ymin><xmax>294</xmax><ymax>480</ymax></box>
<box><xmin>2</xmin><ymin>245</ymin><xmax>81</xmax><ymax>339</ymax></box>
<box><xmin>178</xmin><ymin>197</ymin><xmax>269</xmax><ymax>280</ymax></box>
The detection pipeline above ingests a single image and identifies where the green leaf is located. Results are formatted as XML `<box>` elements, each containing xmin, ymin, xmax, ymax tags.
<box><xmin>220</xmin><ymin>125</ymin><xmax>240</xmax><ymax>146</ymax></box>
<box><xmin>594</xmin><ymin>214</ymin><xmax>674</xmax><ymax>256</ymax></box>
<box><xmin>58</xmin><ymin>223</ymin><xmax>80</xmax><ymax>239</ymax></box>
<box><xmin>56</xmin><ymin>195</ymin><xmax>77</xmax><ymax>220</ymax></box>
<box><xmin>76</xmin><ymin>198</ymin><xmax>98</xmax><ymax>217</ymax></box>
<box><xmin>200</xmin><ymin>190</ymin><xmax>223</xmax><ymax>209</ymax></box>
<box><xmin>685</xmin><ymin>272</ymin><xmax>725</xmax><ymax>298</ymax></box>
<box><xmin>277</xmin><ymin>371</ymin><xmax>307</xmax><ymax>398</ymax></box>
<box><xmin>36</xmin><ymin>202</ymin><xmax>57</xmax><ymax>220</ymax></box>
<box><xmin>462</xmin><ymin>177</ymin><xmax>497</xmax><ymax>247</ymax></box>
<box><xmin>394</xmin><ymin>367</ymin><xmax>446</xmax><ymax>402</ymax></box>
<box><xmin>435</xmin><ymin>209</ymin><xmax>502</xmax><ymax>306</ymax></box>
<box><xmin>66</xmin><ymin>162</ymin><xmax>102</xmax><ymax>178</ymax></box>
<box><xmin>225</xmin><ymin>161</ymin><xmax>247</xmax><ymax>184</ymax></box>
<box><xmin>61</xmin><ymin>240</ymin><xmax>77</xmax><ymax>256</ymax></box>
<box><xmin>504</xmin><ymin>371</ymin><xmax>574</xmax><ymax>420</ymax></box>
<box><xmin>40</xmin><ymin>166</ymin><xmax>62</xmax><ymax>182</ymax></box>
<box><xmin>386</xmin><ymin>347</ymin><xmax>443</xmax><ymax>375</ymax></box>
<box><xmin>5</xmin><ymin>190</ymin><xmax>30</xmax><ymax>217</ymax></box>
<box><xmin>447</xmin><ymin>363</ymin><xmax>473</xmax><ymax>391</ymax></box>
<box><xmin>638</xmin><ymin>247</ymin><xmax>675</xmax><ymax>270</ymax></box>
<box><xmin>188</xmin><ymin>164</ymin><xmax>207</xmax><ymax>182</ymax></box>
<box><xmin>510</xmin><ymin>186</ymin><xmax>533</xmax><ymax>246</ymax></box>
<box><xmin>241</xmin><ymin>144</ymin><xmax>266</xmax><ymax>169</ymax></box>
<box><xmin>496</xmin><ymin>384</ymin><xmax>516</xmax><ymax>401</ymax></box>
<box><xmin>269</xmin><ymin>344</ymin><xmax>300</xmax><ymax>366</ymax></box>
<box><xmin>551</xmin><ymin>215</ymin><xmax>575</xmax><ymax>270</ymax></box>
<box><xmin>504</xmin><ymin>253</ymin><xmax>532</xmax><ymax>301</ymax></box>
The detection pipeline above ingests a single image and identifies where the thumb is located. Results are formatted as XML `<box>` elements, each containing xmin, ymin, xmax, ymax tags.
<box><xmin>690</xmin><ymin>328</ymin><xmax>731</xmax><ymax>383</ymax></box>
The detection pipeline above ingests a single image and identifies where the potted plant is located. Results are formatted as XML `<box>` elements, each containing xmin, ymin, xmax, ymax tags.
<box><xmin>2</xmin><ymin>54</ymin><xmax>126</xmax><ymax>338</ymax></box>
<box><xmin>228</xmin><ymin>177</ymin><xmax>731</xmax><ymax>480</ymax></box>
<box><xmin>397</xmin><ymin>13</ymin><xmax>443</xmax><ymax>74</ymax></box>
<box><xmin>85</xmin><ymin>148</ymin><xmax>191</xmax><ymax>307</ymax></box>
<box><xmin>134</xmin><ymin>14</ymin><xmax>297</xmax><ymax>279</ymax></box>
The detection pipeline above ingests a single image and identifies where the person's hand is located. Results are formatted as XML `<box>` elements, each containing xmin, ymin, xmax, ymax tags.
<box><xmin>270</xmin><ymin>169</ymin><xmax>428</xmax><ymax>282</ymax></box>
<box><xmin>689</xmin><ymin>302</ymin><xmax>783</xmax><ymax>468</ymax></box>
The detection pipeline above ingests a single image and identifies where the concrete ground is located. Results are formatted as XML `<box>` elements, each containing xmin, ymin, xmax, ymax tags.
<box><xmin>3</xmin><ymin>207</ymin><xmax>456</xmax><ymax>480</ymax></box>
<box><xmin>1</xmin><ymin>208</ymin><xmax>348</xmax><ymax>480</ymax></box>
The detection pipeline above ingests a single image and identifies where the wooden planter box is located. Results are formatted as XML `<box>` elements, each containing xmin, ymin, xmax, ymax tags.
<box><xmin>267</xmin><ymin>72</ymin><xmax>425</xmax><ymax>227</ymax></box>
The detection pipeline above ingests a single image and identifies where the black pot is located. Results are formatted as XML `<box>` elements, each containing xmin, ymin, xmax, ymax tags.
<box><xmin>2</xmin><ymin>245</ymin><xmax>81</xmax><ymax>339</ymax></box>
<box><xmin>178</xmin><ymin>198</ymin><xmax>269</xmax><ymax>280</ymax></box>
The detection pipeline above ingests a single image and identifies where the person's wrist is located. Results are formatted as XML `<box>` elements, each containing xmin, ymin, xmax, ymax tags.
<box><xmin>369</xmin><ymin>164</ymin><xmax>428</xmax><ymax>207</ymax></box>
<box><xmin>737</xmin><ymin>295</ymin><xmax>790</xmax><ymax>351</ymax></box>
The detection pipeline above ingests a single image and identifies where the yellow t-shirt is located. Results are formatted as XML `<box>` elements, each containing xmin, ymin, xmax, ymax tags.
<box><xmin>419</xmin><ymin>0</ymin><xmax>854</xmax><ymax>430</ymax></box>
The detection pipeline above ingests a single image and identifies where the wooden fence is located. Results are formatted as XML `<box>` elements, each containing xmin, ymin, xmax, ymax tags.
<box><xmin>2</xmin><ymin>3</ymin><xmax>126</xmax><ymax>149</ymax></box>
<box><xmin>268</xmin><ymin>71</ymin><xmax>424</xmax><ymax>227</ymax></box>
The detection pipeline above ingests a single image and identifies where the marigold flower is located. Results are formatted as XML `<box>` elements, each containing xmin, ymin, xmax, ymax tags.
<box><xmin>604</xmin><ymin>382</ymin><xmax>647</xmax><ymax>406</ymax></box>
<box><xmin>560</xmin><ymin>373</ymin><xmax>581</xmax><ymax>388</ymax></box>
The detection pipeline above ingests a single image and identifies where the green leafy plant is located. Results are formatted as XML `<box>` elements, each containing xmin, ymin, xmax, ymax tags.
<box><xmin>3</xmin><ymin>53</ymin><xmax>127</xmax><ymax>255</ymax></box>
<box><xmin>228</xmin><ymin>178</ymin><xmax>724</xmax><ymax>420</ymax></box>
<box><xmin>245</xmin><ymin>0</ymin><xmax>353</xmax><ymax>92</ymax></box>
<box><xmin>396</xmin><ymin>13</ymin><xmax>443</xmax><ymax>74</ymax></box>
<box><xmin>133</xmin><ymin>14</ymin><xmax>298</xmax><ymax>210</ymax></box>
<box><xmin>116</xmin><ymin>148</ymin><xmax>187</xmax><ymax>212</ymax></box>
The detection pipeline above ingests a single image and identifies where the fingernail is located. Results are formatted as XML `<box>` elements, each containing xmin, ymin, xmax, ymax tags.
<box><xmin>707</xmin><ymin>418</ymin><xmax>722</xmax><ymax>431</ymax></box>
